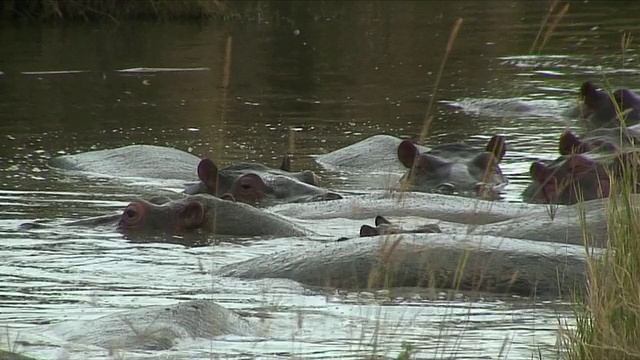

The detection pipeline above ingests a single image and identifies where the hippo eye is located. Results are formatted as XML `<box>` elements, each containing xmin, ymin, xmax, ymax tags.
<box><xmin>241</xmin><ymin>184</ymin><xmax>251</xmax><ymax>190</ymax></box>
<box><xmin>437</xmin><ymin>183</ymin><xmax>455</xmax><ymax>195</ymax></box>
<box><xmin>125</xmin><ymin>209</ymin><xmax>138</xmax><ymax>220</ymax></box>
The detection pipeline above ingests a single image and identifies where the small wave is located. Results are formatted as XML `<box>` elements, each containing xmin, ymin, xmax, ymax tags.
<box><xmin>443</xmin><ymin>97</ymin><xmax>572</xmax><ymax>119</ymax></box>
<box><xmin>116</xmin><ymin>67</ymin><xmax>210</xmax><ymax>73</ymax></box>
<box><xmin>21</xmin><ymin>70</ymin><xmax>89</xmax><ymax>75</ymax></box>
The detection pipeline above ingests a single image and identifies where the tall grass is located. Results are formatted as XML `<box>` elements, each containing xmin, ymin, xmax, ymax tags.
<box><xmin>561</xmin><ymin>69</ymin><xmax>640</xmax><ymax>358</ymax></box>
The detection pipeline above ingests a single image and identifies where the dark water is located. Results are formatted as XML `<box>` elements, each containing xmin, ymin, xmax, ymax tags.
<box><xmin>1</xmin><ymin>1</ymin><xmax>639</xmax><ymax>358</ymax></box>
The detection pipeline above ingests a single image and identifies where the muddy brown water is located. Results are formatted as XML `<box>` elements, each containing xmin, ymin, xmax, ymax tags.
<box><xmin>1</xmin><ymin>1</ymin><xmax>639</xmax><ymax>358</ymax></box>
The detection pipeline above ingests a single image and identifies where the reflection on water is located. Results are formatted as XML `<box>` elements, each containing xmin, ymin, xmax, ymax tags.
<box><xmin>1</xmin><ymin>0</ymin><xmax>639</xmax><ymax>358</ymax></box>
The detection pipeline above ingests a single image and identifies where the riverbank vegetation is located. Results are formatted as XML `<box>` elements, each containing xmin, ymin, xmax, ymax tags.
<box><xmin>1</xmin><ymin>0</ymin><xmax>232</xmax><ymax>21</ymax></box>
<box><xmin>561</xmin><ymin>81</ymin><xmax>640</xmax><ymax>360</ymax></box>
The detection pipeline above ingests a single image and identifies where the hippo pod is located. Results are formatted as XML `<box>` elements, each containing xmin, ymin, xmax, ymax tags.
<box><xmin>358</xmin><ymin>215</ymin><xmax>442</xmax><ymax>238</ymax></box>
<box><xmin>576</xmin><ymin>81</ymin><xmax>640</xmax><ymax>127</ymax></box>
<box><xmin>185</xmin><ymin>156</ymin><xmax>342</xmax><ymax>206</ymax></box>
<box><xmin>397</xmin><ymin>135</ymin><xmax>508</xmax><ymax>198</ymax></box>
<box><xmin>523</xmin><ymin>129</ymin><xmax>640</xmax><ymax>205</ymax></box>
<box><xmin>216</xmin><ymin>233</ymin><xmax>596</xmax><ymax>297</ymax></box>
<box><xmin>37</xmin><ymin>300</ymin><xmax>262</xmax><ymax>351</ymax></box>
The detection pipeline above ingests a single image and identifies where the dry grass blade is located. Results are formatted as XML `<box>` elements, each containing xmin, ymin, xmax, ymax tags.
<box><xmin>539</xmin><ymin>2</ymin><xmax>570</xmax><ymax>52</ymax></box>
<box><xmin>418</xmin><ymin>17</ymin><xmax>463</xmax><ymax>145</ymax></box>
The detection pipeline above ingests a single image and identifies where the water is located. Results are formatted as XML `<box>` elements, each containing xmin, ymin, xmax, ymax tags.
<box><xmin>1</xmin><ymin>1</ymin><xmax>639</xmax><ymax>358</ymax></box>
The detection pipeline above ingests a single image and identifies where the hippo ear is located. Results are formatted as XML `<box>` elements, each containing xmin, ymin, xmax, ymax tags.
<box><xmin>397</xmin><ymin>140</ymin><xmax>419</xmax><ymax>168</ymax></box>
<box><xmin>530</xmin><ymin>161</ymin><xmax>553</xmax><ymax>183</ymax></box>
<box><xmin>486</xmin><ymin>135</ymin><xmax>506</xmax><ymax>162</ymax></box>
<box><xmin>559</xmin><ymin>131</ymin><xmax>582</xmax><ymax>155</ymax></box>
<box><xmin>180</xmin><ymin>201</ymin><xmax>206</xmax><ymax>229</ymax></box>
<box><xmin>359</xmin><ymin>225</ymin><xmax>379</xmax><ymax>237</ymax></box>
<box><xmin>280</xmin><ymin>155</ymin><xmax>291</xmax><ymax>172</ymax></box>
<box><xmin>580</xmin><ymin>81</ymin><xmax>598</xmax><ymax>102</ymax></box>
<box><xmin>471</xmin><ymin>152</ymin><xmax>498</xmax><ymax>173</ymax></box>
<box><xmin>375</xmin><ymin>215</ymin><xmax>391</xmax><ymax>226</ymax></box>
<box><xmin>197</xmin><ymin>158</ymin><xmax>219</xmax><ymax>190</ymax></box>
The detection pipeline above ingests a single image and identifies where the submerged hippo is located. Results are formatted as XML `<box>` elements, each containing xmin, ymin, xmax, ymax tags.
<box><xmin>315</xmin><ymin>134</ymin><xmax>508</xmax><ymax>199</ymax></box>
<box><xmin>558</xmin><ymin>127</ymin><xmax>640</xmax><ymax>156</ymax></box>
<box><xmin>358</xmin><ymin>215</ymin><xmax>442</xmax><ymax>237</ymax></box>
<box><xmin>38</xmin><ymin>299</ymin><xmax>262</xmax><ymax>351</ymax></box>
<box><xmin>117</xmin><ymin>194</ymin><xmax>311</xmax><ymax>240</ymax></box>
<box><xmin>49</xmin><ymin>145</ymin><xmax>342</xmax><ymax>206</ymax></box>
<box><xmin>22</xmin><ymin>194</ymin><xmax>309</xmax><ymax>243</ymax></box>
<box><xmin>216</xmin><ymin>233</ymin><xmax>594</xmax><ymax>297</ymax></box>
<box><xmin>185</xmin><ymin>157</ymin><xmax>342</xmax><ymax>206</ymax></box>
<box><xmin>523</xmin><ymin>136</ymin><xmax>640</xmax><ymax>205</ymax></box>
<box><xmin>397</xmin><ymin>135</ymin><xmax>508</xmax><ymax>198</ymax></box>
<box><xmin>576</xmin><ymin>81</ymin><xmax>640</xmax><ymax>127</ymax></box>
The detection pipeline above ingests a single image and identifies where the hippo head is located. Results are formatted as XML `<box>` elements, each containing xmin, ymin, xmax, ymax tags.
<box><xmin>186</xmin><ymin>158</ymin><xmax>341</xmax><ymax>206</ymax></box>
<box><xmin>397</xmin><ymin>135</ymin><xmax>507</xmax><ymax>198</ymax></box>
<box><xmin>580</xmin><ymin>81</ymin><xmax>608</xmax><ymax>111</ymax></box>
<box><xmin>529</xmin><ymin>154</ymin><xmax>610</xmax><ymax>205</ymax></box>
<box><xmin>558</xmin><ymin>130</ymin><xmax>619</xmax><ymax>155</ymax></box>
<box><xmin>117</xmin><ymin>197</ymin><xmax>213</xmax><ymax>238</ymax></box>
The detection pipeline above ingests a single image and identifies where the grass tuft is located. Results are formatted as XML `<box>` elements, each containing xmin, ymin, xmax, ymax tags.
<box><xmin>562</xmin><ymin>32</ymin><xmax>640</xmax><ymax>358</ymax></box>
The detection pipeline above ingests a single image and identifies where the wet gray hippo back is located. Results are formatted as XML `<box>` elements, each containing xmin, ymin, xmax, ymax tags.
<box><xmin>49</xmin><ymin>144</ymin><xmax>201</xmax><ymax>181</ymax></box>
<box><xmin>216</xmin><ymin>233</ymin><xmax>592</xmax><ymax>297</ymax></box>
<box><xmin>315</xmin><ymin>134</ymin><xmax>430</xmax><ymax>173</ymax></box>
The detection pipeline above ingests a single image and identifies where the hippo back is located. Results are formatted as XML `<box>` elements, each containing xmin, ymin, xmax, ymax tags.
<box><xmin>49</xmin><ymin>144</ymin><xmax>201</xmax><ymax>182</ymax></box>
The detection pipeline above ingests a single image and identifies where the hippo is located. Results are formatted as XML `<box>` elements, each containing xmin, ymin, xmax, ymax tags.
<box><xmin>184</xmin><ymin>157</ymin><xmax>342</xmax><ymax>206</ymax></box>
<box><xmin>37</xmin><ymin>299</ymin><xmax>262</xmax><ymax>351</ymax></box>
<box><xmin>315</xmin><ymin>134</ymin><xmax>508</xmax><ymax>199</ymax></box>
<box><xmin>522</xmin><ymin>153</ymin><xmax>613</xmax><ymax>205</ymax></box>
<box><xmin>558</xmin><ymin>127</ymin><xmax>640</xmax><ymax>156</ymax></box>
<box><xmin>523</xmin><ymin>151</ymin><xmax>640</xmax><ymax>205</ymax></box>
<box><xmin>523</xmin><ymin>128</ymin><xmax>640</xmax><ymax>205</ymax></box>
<box><xmin>358</xmin><ymin>215</ymin><xmax>442</xmax><ymax>237</ymax></box>
<box><xmin>216</xmin><ymin>233</ymin><xmax>594</xmax><ymax>298</ymax></box>
<box><xmin>577</xmin><ymin>81</ymin><xmax>640</xmax><ymax>127</ymax></box>
<box><xmin>48</xmin><ymin>144</ymin><xmax>342</xmax><ymax>206</ymax></box>
<box><xmin>117</xmin><ymin>194</ymin><xmax>312</xmax><ymax>240</ymax></box>
<box><xmin>21</xmin><ymin>194</ymin><xmax>309</xmax><ymax>243</ymax></box>
<box><xmin>397</xmin><ymin>135</ymin><xmax>508</xmax><ymax>198</ymax></box>
<box><xmin>271</xmin><ymin>190</ymin><xmax>612</xmax><ymax>247</ymax></box>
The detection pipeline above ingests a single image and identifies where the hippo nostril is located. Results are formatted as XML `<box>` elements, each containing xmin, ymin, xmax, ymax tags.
<box><xmin>241</xmin><ymin>184</ymin><xmax>251</xmax><ymax>190</ymax></box>
<box><xmin>436</xmin><ymin>183</ymin><xmax>455</xmax><ymax>195</ymax></box>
